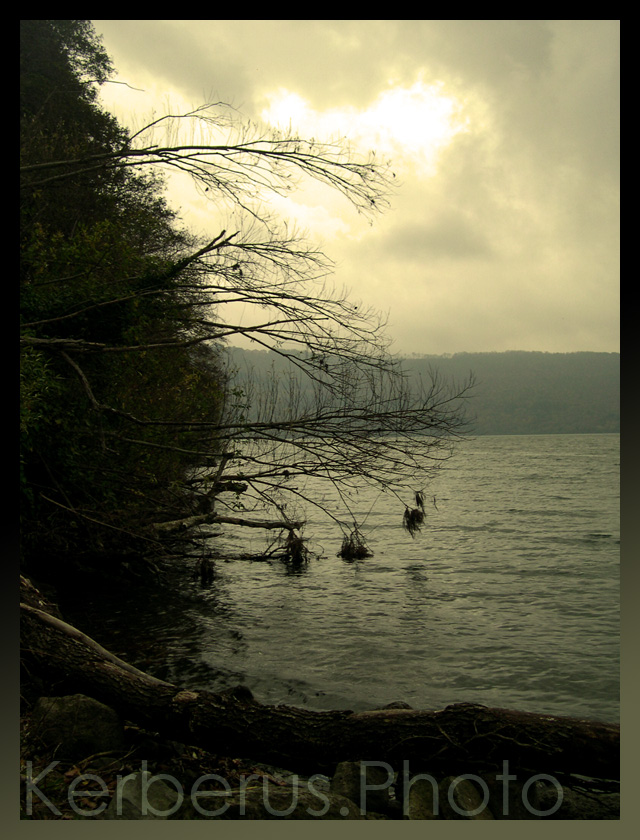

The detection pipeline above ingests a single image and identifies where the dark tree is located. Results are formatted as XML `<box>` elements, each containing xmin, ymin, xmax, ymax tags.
<box><xmin>20</xmin><ymin>21</ymin><xmax>472</xmax><ymax>577</ymax></box>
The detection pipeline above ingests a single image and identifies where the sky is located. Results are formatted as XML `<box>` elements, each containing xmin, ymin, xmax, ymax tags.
<box><xmin>91</xmin><ymin>20</ymin><xmax>620</xmax><ymax>356</ymax></box>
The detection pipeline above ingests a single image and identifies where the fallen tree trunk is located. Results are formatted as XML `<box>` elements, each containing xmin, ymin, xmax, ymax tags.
<box><xmin>149</xmin><ymin>512</ymin><xmax>305</xmax><ymax>535</ymax></box>
<box><xmin>20</xmin><ymin>597</ymin><xmax>619</xmax><ymax>780</ymax></box>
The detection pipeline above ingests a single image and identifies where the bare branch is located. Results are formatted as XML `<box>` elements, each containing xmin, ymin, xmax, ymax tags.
<box><xmin>21</xmin><ymin>98</ymin><xmax>469</xmax><ymax>552</ymax></box>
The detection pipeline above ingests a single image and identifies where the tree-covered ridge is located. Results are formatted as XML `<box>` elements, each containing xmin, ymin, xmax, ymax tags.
<box><xmin>403</xmin><ymin>351</ymin><xmax>620</xmax><ymax>435</ymax></box>
<box><xmin>229</xmin><ymin>348</ymin><xmax>619</xmax><ymax>436</ymax></box>
<box><xmin>20</xmin><ymin>21</ymin><xmax>472</xmax><ymax>577</ymax></box>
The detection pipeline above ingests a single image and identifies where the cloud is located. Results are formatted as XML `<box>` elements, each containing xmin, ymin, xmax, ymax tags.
<box><xmin>373</xmin><ymin>214</ymin><xmax>492</xmax><ymax>263</ymax></box>
<box><xmin>91</xmin><ymin>20</ymin><xmax>619</xmax><ymax>355</ymax></box>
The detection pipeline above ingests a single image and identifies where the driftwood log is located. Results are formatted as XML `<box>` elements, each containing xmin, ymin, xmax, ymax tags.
<box><xmin>150</xmin><ymin>512</ymin><xmax>305</xmax><ymax>535</ymax></box>
<box><xmin>20</xmin><ymin>594</ymin><xmax>619</xmax><ymax>781</ymax></box>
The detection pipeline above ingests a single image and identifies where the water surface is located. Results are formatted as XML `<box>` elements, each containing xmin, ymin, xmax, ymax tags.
<box><xmin>73</xmin><ymin>434</ymin><xmax>620</xmax><ymax>723</ymax></box>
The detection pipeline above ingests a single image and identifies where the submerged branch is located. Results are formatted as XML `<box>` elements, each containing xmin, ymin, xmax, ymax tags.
<box><xmin>149</xmin><ymin>512</ymin><xmax>305</xmax><ymax>536</ymax></box>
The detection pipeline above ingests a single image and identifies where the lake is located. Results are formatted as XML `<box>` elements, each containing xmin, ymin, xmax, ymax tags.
<box><xmin>72</xmin><ymin>433</ymin><xmax>620</xmax><ymax>724</ymax></box>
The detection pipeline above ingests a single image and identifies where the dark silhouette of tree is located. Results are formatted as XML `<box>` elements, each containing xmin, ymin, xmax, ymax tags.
<box><xmin>20</xmin><ymin>20</ymin><xmax>472</xmax><ymax>576</ymax></box>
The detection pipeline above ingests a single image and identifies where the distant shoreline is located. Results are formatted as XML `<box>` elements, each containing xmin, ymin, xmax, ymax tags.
<box><xmin>226</xmin><ymin>348</ymin><xmax>620</xmax><ymax>436</ymax></box>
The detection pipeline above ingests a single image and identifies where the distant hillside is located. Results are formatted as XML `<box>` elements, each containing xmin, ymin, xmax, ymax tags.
<box><xmin>401</xmin><ymin>351</ymin><xmax>619</xmax><ymax>435</ymax></box>
<box><xmin>225</xmin><ymin>348</ymin><xmax>620</xmax><ymax>436</ymax></box>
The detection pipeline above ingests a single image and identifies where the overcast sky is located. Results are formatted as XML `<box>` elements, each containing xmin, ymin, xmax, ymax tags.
<box><xmin>91</xmin><ymin>20</ymin><xmax>619</xmax><ymax>356</ymax></box>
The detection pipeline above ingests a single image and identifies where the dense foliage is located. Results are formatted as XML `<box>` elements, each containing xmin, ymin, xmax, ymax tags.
<box><xmin>20</xmin><ymin>20</ymin><xmax>225</xmax><ymax>574</ymax></box>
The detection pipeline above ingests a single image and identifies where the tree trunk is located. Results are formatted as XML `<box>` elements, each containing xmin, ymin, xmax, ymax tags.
<box><xmin>149</xmin><ymin>512</ymin><xmax>304</xmax><ymax>535</ymax></box>
<box><xmin>20</xmin><ymin>596</ymin><xmax>619</xmax><ymax>780</ymax></box>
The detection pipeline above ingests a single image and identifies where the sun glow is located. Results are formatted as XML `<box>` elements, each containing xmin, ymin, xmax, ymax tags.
<box><xmin>261</xmin><ymin>78</ymin><xmax>468</xmax><ymax>178</ymax></box>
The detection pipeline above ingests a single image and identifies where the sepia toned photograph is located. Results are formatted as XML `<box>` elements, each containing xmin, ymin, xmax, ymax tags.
<box><xmin>20</xmin><ymin>19</ymin><xmax>619</xmax><ymax>820</ymax></box>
